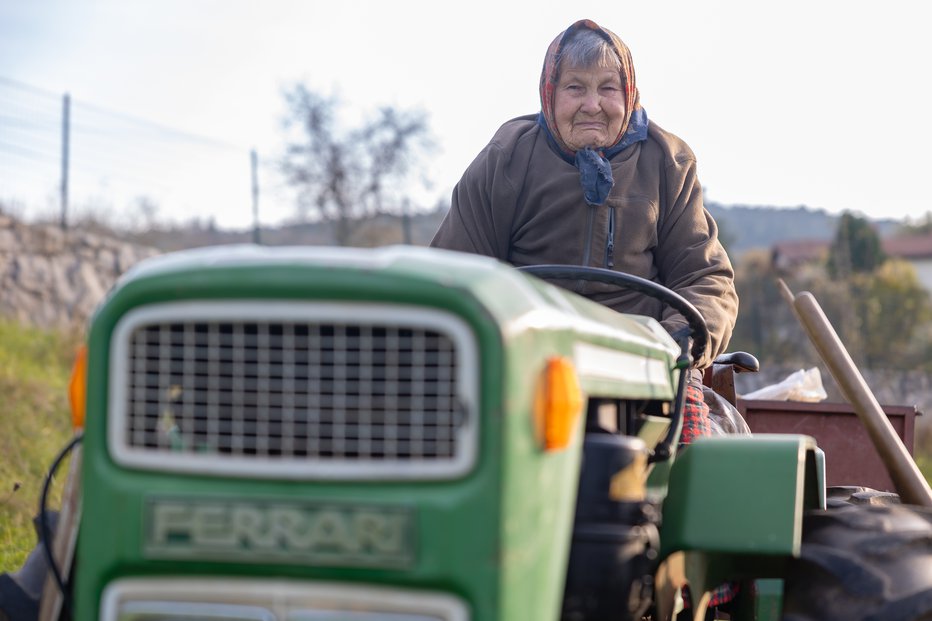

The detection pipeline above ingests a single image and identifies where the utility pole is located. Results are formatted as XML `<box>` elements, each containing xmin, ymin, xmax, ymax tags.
<box><xmin>60</xmin><ymin>93</ymin><xmax>70</xmax><ymax>230</ymax></box>
<box><xmin>251</xmin><ymin>148</ymin><xmax>260</xmax><ymax>244</ymax></box>
<box><xmin>401</xmin><ymin>198</ymin><xmax>412</xmax><ymax>245</ymax></box>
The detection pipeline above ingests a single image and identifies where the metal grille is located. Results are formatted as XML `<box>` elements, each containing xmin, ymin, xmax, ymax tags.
<box><xmin>110</xmin><ymin>303</ymin><xmax>477</xmax><ymax>478</ymax></box>
<box><xmin>102</xmin><ymin>579</ymin><xmax>469</xmax><ymax>621</ymax></box>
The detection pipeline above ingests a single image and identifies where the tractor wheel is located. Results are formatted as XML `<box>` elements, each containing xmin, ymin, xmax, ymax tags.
<box><xmin>825</xmin><ymin>485</ymin><xmax>900</xmax><ymax>509</ymax></box>
<box><xmin>781</xmin><ymin>503</ymin><xmax>932</xmax><ymax>621</ymax></box>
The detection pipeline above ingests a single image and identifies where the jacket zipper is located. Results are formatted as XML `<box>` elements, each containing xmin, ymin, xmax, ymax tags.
<box><xmin>582</xmin><ymin>204</ymin><xmax>596</xmax><ymax>266</ymax></box>
<box><xmin>576</xmin><ymin>205</ymin><xmax>597</xmax><ymax>293</ymax></box>
<box><xmin>605</xmin><ymin>207</ymin><xmax>615</xmax><ymax>269</ymax></box>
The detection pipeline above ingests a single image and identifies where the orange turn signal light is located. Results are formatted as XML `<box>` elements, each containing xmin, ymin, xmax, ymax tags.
<box><xmin>69</xmin><ymin>345</ymin><xmax>88</xmax><ymax>429</ymax></box>
<box><xmin>534</xmin><ymin>356</ymin><xmax>584</xmax><ymax>451</ymax></box>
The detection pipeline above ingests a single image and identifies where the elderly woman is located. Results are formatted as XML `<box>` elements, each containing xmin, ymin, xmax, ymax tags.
<box><xmin>431</xmin><ymin>19</ymin><xmax>738</xmax><ymax>446</ymax></box>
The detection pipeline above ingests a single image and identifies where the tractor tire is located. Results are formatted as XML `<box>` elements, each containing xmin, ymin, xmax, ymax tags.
<box><xmin>825</xmin><ymin>485</ymin><xmax>901</xmax><ymax>509</ymax></box>
<box><xmin>781</xmin><ymin>503</ymin><xmax>932</xmax><ymax>621</ymax></box>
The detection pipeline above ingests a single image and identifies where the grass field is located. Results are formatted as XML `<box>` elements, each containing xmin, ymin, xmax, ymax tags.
<box><xmin>0</xmin><ymin>319</ymin><xmax>80</xmax><ymax>570</ymax></box>
<box><xmin>918</xmin><ymin>452</ymin><xmax>932</xmax><ymax>484</ymax></box>
<box><xmin>1</xmin><ymin>317</ymin><xmax>931</xmax><ymax>574</ymax></box>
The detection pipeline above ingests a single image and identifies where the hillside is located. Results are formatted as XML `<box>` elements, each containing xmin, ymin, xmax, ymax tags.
<box><xmin>126</xmin><ymin>209</ymin><xmax>447</xmax><ymax>252</ymax></box>
<box><xmin>708</xmin><ymin>203</ymin><xmax>904</xmax><ymax>256</ymax></box>
<box><xmin>125</xmin><ymin>203</ymin><xmax>909</xmax><ymax>259</ymax></box>
<box><xmin>0</xmin><ymin>201</ymin><xmax>918</xmax><ymax>331</ymax></box>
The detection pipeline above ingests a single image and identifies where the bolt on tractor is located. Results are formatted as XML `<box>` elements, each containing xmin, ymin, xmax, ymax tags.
<box><xmin>2</xmin><ymin>244</ymin><xmax>931</xmax><ymax>621</ymax></box>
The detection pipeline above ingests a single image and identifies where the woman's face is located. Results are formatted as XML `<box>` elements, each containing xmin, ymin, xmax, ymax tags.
<box><xmin>553</xmin><ymin>65</ymin><xmax>626</xmax><ymax>151</ymax></box>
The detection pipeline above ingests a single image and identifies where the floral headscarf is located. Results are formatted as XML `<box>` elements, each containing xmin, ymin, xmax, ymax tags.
<box><xmin>537</xmin><ymin>20</ymin><xmax>649</xmax><ymax>205</ymax></box>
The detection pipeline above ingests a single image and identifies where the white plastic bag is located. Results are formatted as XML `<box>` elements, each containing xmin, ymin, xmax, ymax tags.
<box><xmin>741</xmin><ymin>367</ymin><xmax>828</xmax><ymax>402</ymax></box>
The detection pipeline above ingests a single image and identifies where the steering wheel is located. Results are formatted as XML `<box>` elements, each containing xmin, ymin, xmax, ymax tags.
<box><xmin>517</xmin><ymin>264</ymin><xmax>710</xmax><ymax>366</ymax></box>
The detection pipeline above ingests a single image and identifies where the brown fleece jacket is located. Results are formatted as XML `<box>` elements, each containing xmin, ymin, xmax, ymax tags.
<box><xmin>430</xmin><ymin>114</ymin><xmax>738</xmax><ymax>369</ymax></box>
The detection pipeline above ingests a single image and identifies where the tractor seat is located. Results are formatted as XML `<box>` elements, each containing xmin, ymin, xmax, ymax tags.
<box><xmin>703</xmin><ymin>351</ymin><xmax>760</xmax><ymax>408</ymax></box>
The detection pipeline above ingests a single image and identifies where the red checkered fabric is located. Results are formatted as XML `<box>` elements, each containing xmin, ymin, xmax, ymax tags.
<box><xmin>708</xmin><ymin>581</ymin><xmax>740</xmax><ymax>608</ymax></box>
<box><xmin>679</xmin><ymin>383</ymin><xmax>712</xmax><ymax>445</ymax></box>
<box><xmin>682</xmin><ymin>582</ymin><xmax>741</xmax><ymax>614</ymax></box>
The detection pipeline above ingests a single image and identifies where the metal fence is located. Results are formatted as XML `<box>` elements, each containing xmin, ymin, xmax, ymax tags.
<box><xmin>0</xmin><ymin>76</ymin><xmax>282</xmax><ymax>233</ymax></box>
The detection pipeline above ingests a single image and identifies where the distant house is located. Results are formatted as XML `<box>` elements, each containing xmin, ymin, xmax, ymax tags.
<box><xmin>771</xmin><ymin>239</ymin><xmax>830</xmax><ymax>272</ymax></box>
<box><xmin>883</xmin><ymin>234</ymin><xmax>932</xmax><ymax>292</ymax></box>
<box><xmin>770</xmin><ymin>233</ymin><xmax>932</xmax><ymax>293</ymax></box>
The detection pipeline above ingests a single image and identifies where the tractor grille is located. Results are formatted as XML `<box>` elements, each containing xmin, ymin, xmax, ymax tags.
<box><xmin>102</xmin><ymin>578</ymin><xmax>469</xmax><ymax>621</ymax></box>
<box><xmin>109</xmin><ymin>302</ymin><xmax>478</xmax><ymax>479</ymax></box>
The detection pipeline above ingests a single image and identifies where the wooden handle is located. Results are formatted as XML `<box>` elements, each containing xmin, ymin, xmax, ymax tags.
<box><xmin>779</xmin><ymin>280</ymin><xmax>932</xmax><ymax>506</ymax></box>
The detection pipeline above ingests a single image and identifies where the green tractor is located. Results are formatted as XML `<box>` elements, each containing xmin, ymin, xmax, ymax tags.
<box><xmin>2</xmin><ymin>244</ymin><xmax>931</xmax><ymax>621</ymax></box>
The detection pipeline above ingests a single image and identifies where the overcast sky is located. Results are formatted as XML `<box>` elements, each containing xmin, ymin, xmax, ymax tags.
<box><xmin>1</xmin><ymin>0</ymin><xmax>930</xmax><ymax>230</ymax></box>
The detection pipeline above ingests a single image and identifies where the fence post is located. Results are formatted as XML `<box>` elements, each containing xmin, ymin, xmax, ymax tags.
<box><xmin>251</xmin><ymin>148</ymin><xmax>260</xmax><ymax>244</ymax></box>
<box><xmin>60</xmin><ymin>93</ymin><xmax>70</xmax><ymax>230</ymax></box>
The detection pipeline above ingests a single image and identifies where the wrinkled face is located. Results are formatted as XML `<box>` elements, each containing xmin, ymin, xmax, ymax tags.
<box><xmin>553</xmin><ymin>65</ymin><xmax>626</xmax><ymax>151</ymax></box>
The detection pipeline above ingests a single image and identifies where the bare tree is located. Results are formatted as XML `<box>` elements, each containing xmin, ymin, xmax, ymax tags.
<box><xmin>280</xmin><ymin>85</ymin><xmax>435</xmax><ymax>246</ymax></box>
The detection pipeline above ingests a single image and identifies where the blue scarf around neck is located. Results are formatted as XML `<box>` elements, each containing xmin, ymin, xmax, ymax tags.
<box><xmin>537</xmin><ymin>107</ymin><xmax>650</xmax><ymax>206</ymax></box>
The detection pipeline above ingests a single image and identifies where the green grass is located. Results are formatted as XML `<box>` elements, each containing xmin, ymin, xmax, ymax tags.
<box><xmin>0</xmin><ymin>319</ymin><xmax>81</xmax><ymax>570</ymax></box>
<box><xmin>915</xmin><ymin>420</ymin><xmax>932</xmax><ymax>488</ymax></box>
<box><xmin>917</xmin><ymin>452</ymin><xmax>932</xmax><ymax>486</ymax></box>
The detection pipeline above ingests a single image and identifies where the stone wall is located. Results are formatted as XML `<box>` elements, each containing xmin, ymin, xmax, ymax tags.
<box><xmin>0</xmin><ymin>214</ymin><xmax>159</xmax><ymax>330</ymax></box>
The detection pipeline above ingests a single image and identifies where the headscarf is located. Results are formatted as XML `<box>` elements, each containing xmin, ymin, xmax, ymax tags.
<box><xmin>537</xmin><ymin>19</ymin><xmax>649</xmax><ymax>206</ymax></box>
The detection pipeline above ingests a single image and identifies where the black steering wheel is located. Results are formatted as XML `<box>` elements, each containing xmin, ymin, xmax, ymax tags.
<box><xmin>517</xmin><ymin>264</ymin><xmax>709</xmax><ymax>365</ymax></box>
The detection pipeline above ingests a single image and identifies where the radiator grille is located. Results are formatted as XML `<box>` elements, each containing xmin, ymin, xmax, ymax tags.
<box><xmin>102</xmin><ymin>579</ymin><xmax>469</xmax><ymax>621</ymax></box>
<box><xmin>109</xmin><ymin>303</ymin><xmax>477</xmax><ymax>479</ymax></box>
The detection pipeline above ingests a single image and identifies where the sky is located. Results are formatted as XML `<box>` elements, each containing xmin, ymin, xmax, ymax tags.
<box><xmin>1</xmin><ymin>0</ymin><xmax>931</xmax><ymax>230</ymax></box>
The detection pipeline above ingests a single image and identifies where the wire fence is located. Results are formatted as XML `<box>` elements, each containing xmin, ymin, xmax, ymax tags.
<box><xmin>0</xmin><ymin>76</ymin><xmax>291</xmax><ymax>231</ymax></box>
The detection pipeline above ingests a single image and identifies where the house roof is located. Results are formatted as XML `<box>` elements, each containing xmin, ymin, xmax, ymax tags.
<box><xmin>883</xmin><ymin>233</ymin><xmax>932</xmax><ymax>259</ymax></box>
<box><xmin>771</xmin><ymin>232</ymin><xmax>932</xmax><ymax>269</ymax></box>
<box><xmin>772</xmin><ymin>238</ymin><xmax>829</xmax><ymax>260</ymax></box>
<box><xmin>771</xmin><ymin>238</ymin><xmax>829</xmax><ymax>269</ymax></box>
